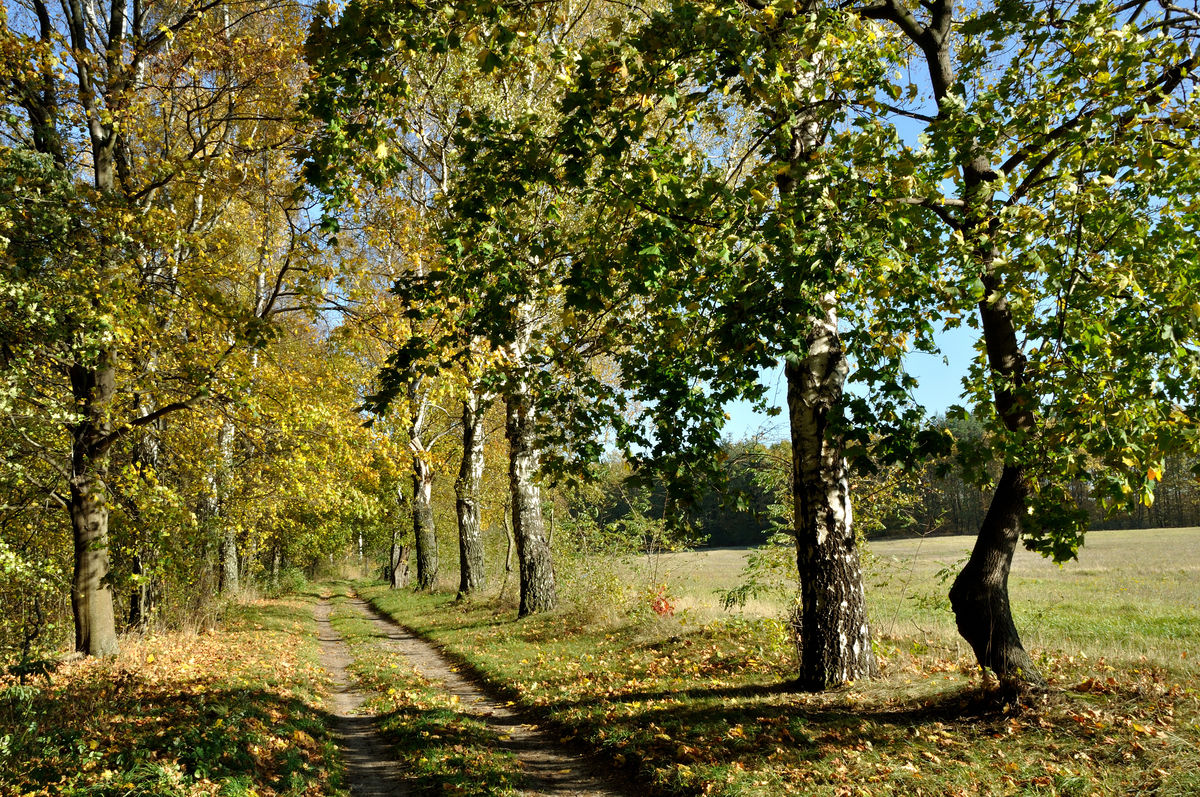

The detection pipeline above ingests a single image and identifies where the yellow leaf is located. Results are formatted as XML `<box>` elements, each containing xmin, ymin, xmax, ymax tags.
<box><xmin>374</xmin><ymin>141</ymin><xmax>389</xmax><ymax>159</ymax></box>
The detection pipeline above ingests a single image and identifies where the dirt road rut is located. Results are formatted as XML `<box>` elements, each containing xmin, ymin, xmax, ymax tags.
<box><xmin>316</xmin><ymin>596</ymin><xmax>626</xmax><ymax>797</ymax></box>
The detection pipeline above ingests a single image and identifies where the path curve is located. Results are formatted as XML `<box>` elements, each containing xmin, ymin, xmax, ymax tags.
<box><xmin>315</xmin><ymin>599</ymin><xmax>411</xmax><ymax>796</ymax></box>
<box><xmin>346</xmin><ymin>595</ymin><xmax>626</xmax><ymax>797</ymax></box>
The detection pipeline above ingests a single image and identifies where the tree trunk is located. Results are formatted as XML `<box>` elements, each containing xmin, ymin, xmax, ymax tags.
<box><xmin>506</xmin><ymin>389</ymin><xmax>556</xmax><ymax>616</ymax></box>
<box><xmin>456</xmin><ymin>392</ymin><xmax>487</xmax><ymax>598</ymax></box>
<box><xmin>389</xmin><ymin>527</ymin><xmax>410</xmax><ymax>589</ymax></box>
<box><xmin>69</xmin><ymin>449</ymin><xmax>119</xmax><ymax>657</ymax></box>
<box><xmin>503</xmin><ymin>499</ymin><xmax>516</xmax><ymax>574</ymax></box>
<box><xmin>785</xmin><ymin>298</ymin><xmax>877</xmax><ymax>690</ymax></box>
<box><xmin>128</xmin><ymin>417</ymin><xmax>160</xmax><ymax>630</ymax></box>
<box><xmin>949</xmin><ymin>465</ymin><xmax>1044</xmax><ymax>687</ymax></box>
<box><xmin>219</xmin><ymin>526</ymin><xmax>240</xmax><ymax>595</ymax></box>
<box><xmin>412</xmin><ymin>456</ymin><xmax>437</xmax><ymax>589</ymax></box>
<box><xmin>215</xmin><ymin>423</ymin><xmax>238</xmax><ymax>596</ymax></box>
<box><xmin>949</xmin><ymin>230</ymin><xmax>1044</xmax><ymax>687</ymax></box>
<box><xmin>243</xmin><ymin>533</ymin><xmax>258</xmax><ymax>587</ymax></box>
<box><xmin>67</xmin><ymin>349</ymin><xmax>119</xmax><ymax>657</ymax></box>
<box><xmin>128</xmin><ymin>553</ymin><xmax>148</xmax><ymax>630</ymax></box>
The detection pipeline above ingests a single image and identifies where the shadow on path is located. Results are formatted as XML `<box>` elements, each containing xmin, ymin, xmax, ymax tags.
<box><xmin>345</xmin><ymin>596</ymin><xmax>628</xmax><ymax>797</ymax></box>
<box><xmin>316</xmin><ymin>600</ymin><xmax>412</xmax><ymax>797</ymax></box>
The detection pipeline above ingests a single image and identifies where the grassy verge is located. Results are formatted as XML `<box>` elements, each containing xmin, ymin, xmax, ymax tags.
<box><xmin>361</xmin><ymin>580</ymin><xmax>1200</xmax><ymax>796</ymax></box>
<box><xmin>323</xmin><ymin>592</ymin><xmax>526</xmax><ymax>796</ymax></box>
<box><xmin>0</xmin><ymin>592</ymin><xmax>345</xmax><ymax>797</ymax></box>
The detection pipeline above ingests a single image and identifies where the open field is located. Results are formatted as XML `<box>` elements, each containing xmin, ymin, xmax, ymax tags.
<box><xmin>636</xmin><ymin>527</ymin><xmax>1200</xmax><ymax>672</ymax></box>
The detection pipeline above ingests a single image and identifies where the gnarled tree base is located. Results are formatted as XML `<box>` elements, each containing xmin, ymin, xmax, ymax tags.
<box><xmin>950</xmin><ymin>465</ymin><xmax>1045</xmax><ymax>690</ymax></box>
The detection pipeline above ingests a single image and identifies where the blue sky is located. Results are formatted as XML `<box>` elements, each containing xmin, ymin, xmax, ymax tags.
<box><xmin>721</xmin><ymin>324</ymin><xmax>978</xmax><ymax>442</ymax></box>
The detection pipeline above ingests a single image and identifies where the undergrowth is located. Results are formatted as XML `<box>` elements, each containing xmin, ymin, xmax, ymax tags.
<box><xmin>0</xmin><ymin>595</ymin><xmax>345</xmax><ymax>797</ymax></box>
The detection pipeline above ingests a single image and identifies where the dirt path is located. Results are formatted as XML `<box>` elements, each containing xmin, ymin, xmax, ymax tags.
<box><xmin>340</xmin><ymin>595</ymin><xmax>626</xmax><ymax>797</ymax></box>
<box><xmin>315</xmin><ymin>600</ymin><xmax>411</xmax><ymax>796</ymax></box>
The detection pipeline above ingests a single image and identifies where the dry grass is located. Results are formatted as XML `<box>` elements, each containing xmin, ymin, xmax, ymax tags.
<box><xmin>624</xmin><ymin>528</ymin><xmax>1200</xmax><ymax>673</ymax></box>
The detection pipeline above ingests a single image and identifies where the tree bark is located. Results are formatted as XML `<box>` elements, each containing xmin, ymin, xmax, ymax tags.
<box><xmin>771</xmin><ymin>52</ymin><xmax>876</xmax><ymax>688</ymax></box>
<box><xmin>947</xmin><ymin>246</ymin><xmax>1045</xmax><ymax>686</ymax></box>
<box><xmin>785</xmin><ymin>298</ymin><xmax>877</xmax><ymax>690</ymax></box>
<box><xmin>456</xmin><ymin>392</ymin><xmax>487</xmax><ymax>598</ymax></box>
<box><xmin>68</xmin><ymin>426</ymin><xmax>119</xmax><ymax>656</ymax></box>
<box><xmin>128</xmin><ymin>553</ymin><xmax>148</xmax><ymax>629</ymax></box>
<box><xmin>861</xmin><ymin>0</ymin><xmax>1045</xmax><ymax>689</ymax></box>
<box><xmin>389</xmin><ymin>526</ymin><xmax>410</xmax><ymax>589</ymax></box>
<box><xmin>128</xmin><ymin>413</ymin><xmax>160</xmax><ymax>629</ymax></box>
<box><xmin>949</xmin><ymin>465</ymin><xmax>1044</xmax><ymax>687</ymax></box>
<box><xmin>412</xmin><ymin>456</ymin><xmax>438</xmax><ymax>589</ymax></box>
<box><xmin>506</xmin><ymin>388</ymin><xmax>556</xmax><ymax>616</ymax></box>
<box><xmin>215</xmin><ymin>422</ymin><xmax>239</xmax><ymax>596</ymax></box>
<box><xmin>219</xmin><ymin>526</ymin><xmax>240</xmax><ymax>595</ymax></box>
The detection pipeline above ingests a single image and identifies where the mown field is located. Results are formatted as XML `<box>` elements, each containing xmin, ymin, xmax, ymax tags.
<box><xmin>648</xmin><ymin>527</ymin><xmax>1200</xmax><ymax>672</ymax></box>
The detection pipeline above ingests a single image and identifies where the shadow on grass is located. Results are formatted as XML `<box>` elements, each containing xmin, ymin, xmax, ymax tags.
<box><xmin>1</xmin><ymin>678</ymin><xmax>344</xmax><ymax>796</ymax></box>
<box><xmin>370</xmin><ymin>700</ymin><xmax>570</xmax><ymax>797</ymax></box>
<box><xmin>2</xmin><ymin>667</ymin><xmax>568</xmax><ymax>797</ymax></box>
<box><xmin>355</xmin><ymin>589</ymin><xmax>1073</xmax><ymax>777</ymax></box>
<box><xmin>225</xmin><ymin>598</ymin><xmax>321</xmax><ymax>633</ymax></box>
<box><xmin>348</xmin><ymin>595</ymin><xmax>635</xmax><ymax>796</ymax></box>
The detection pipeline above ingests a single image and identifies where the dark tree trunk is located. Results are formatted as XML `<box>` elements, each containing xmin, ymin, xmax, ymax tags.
<box><xmin>506</xmin><ymin>389</ymin><xmax>556</xmax><ymax>616</ymax></box>
<box><xmin>456</xmin><ymin>392</ymin><xmax>487</xmax><ymax>598</ymax></box>
<box><xmin>128</xmin><ymin>419</ymin><xmax>159</xmax><ymax>629</ymax></box>
<box><xmin>128</xmin><ymin>554</ymin><xmax>148</xmax><ymax>629</ymax></box>
<box><xmin>785</xmin><ymin>303</ymin><xmax>877</xmax><ymax>691</ymax></box>
<box><xmin>949</xmin><ymin>241</ymin><xmax>1044</xmax><ymax>687</ymax></box>
<box><xmin>412</xmin><ymin>457</ymin><xmax>437</xmax><ymax>590</ymax></box>
<box><xmin>861</xmin><ymin>0</ymin><xmax>1044</xmax><ymax>690</ymax></box>
<box><xmin>949</xmin><ymin>465</ymin><xmax>1044</xmax><ymax>687</ymax></box>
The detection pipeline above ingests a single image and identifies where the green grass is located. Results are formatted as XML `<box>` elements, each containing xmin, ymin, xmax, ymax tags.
<box><xmin>359</xmin><ymin>527</ymin><xmax>1200</xmax><ymax>796</ymax></box>
<box><xmin>866</xmin><ymin>528</ymin><xmax>1200</xmax><ymax>672</ymax></box>
<box><xmin>0</xmin><ymin>595</ymin><xmax>346</xmax><ymax>797</ymax></box>
<box><xmin>635</xmin><ymin>528</ymin><xmax>1200</xmax><ymax>674</ymax></box>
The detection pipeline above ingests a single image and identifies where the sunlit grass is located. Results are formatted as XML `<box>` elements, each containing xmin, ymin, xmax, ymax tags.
<box><xmin>360</xmin><ymin>527</ymin><xmax>1200</xmax><ymax>796</ymax></box>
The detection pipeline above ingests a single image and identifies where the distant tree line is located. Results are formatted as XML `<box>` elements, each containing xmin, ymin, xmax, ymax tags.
<box><xmin>578</xmin><ymin>417</ymin><xmax>1200</xmax><ymax>550</ymax></box>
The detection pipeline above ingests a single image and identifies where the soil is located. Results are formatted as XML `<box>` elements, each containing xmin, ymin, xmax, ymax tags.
<box><xmin>316</xmin><ymin>595</ymin><xmax>626</xmax><ymax>797</ymax></box>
